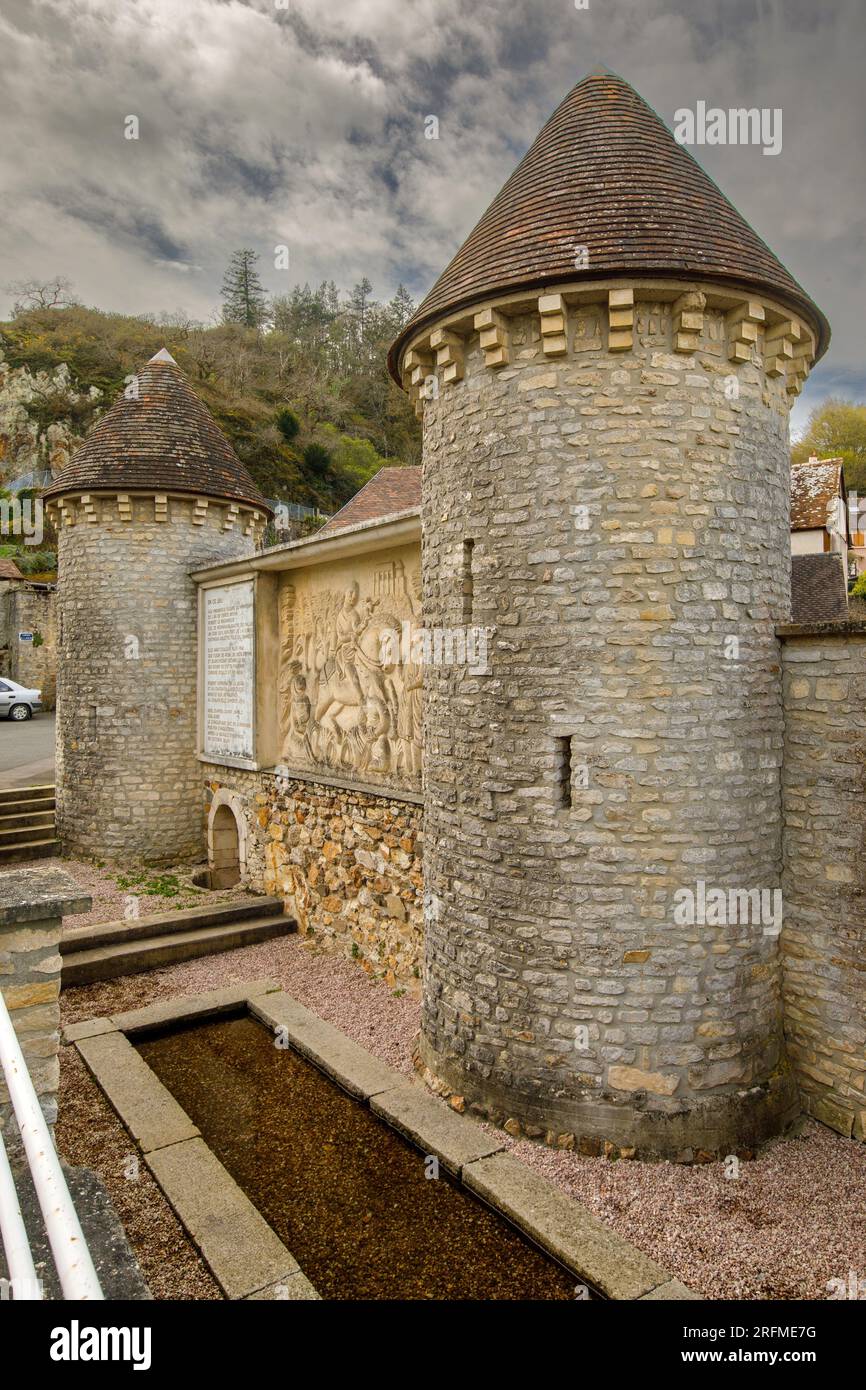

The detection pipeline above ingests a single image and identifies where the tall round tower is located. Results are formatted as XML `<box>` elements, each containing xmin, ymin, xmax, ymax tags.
<box><xmin>44</xmin><ymin>349</ymin><xmax>270</xmax><ymax>865</ymax></box>
<box><xmin>390</xmin><ymin>74</ymin><xmax>829</xmax><ymax>1157</ymax></box>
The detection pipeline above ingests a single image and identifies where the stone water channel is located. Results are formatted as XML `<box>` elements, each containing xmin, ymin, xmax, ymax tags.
<box><xmin>137</xmin><ymin>1014</ymin><xmax>580</xmax><ymax>1300</ymax></box>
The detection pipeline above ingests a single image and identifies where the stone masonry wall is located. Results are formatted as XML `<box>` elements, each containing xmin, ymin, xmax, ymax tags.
<box><xmin>203</xmin><ymin>766</ymin><xmax>423</xmax><ymax>987</ymax></box>
<box><xmin>0</xmin><ymin>868</ymin><xmax>90</xmax><ymax>1147</ymax></box>
<box><xmin>418</xmin><ymin>292</ymin><xmax>799</xmax><ymax>1157</ymax></box>
<box><xmin>0</xmin><ymin>917</ymin><xmax>62</xmax><ymax>1137</ymax></box>
<box><xmin>1</xmin><ymin>583</ymin><xmax>58</xmax><ymax>708</ymax></box>
<box><xmin>52</xmin><ymin>494</ymin><xmax>258</xmax><ymax>865</ymax></box>
<box><xmin>780</xmin><ymin>626</ymin><xmax>866</xmax><ymax>1141</ymax></box>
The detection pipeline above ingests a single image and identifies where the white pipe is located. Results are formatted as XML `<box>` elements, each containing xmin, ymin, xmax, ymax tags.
<box><xmin>0</xmin><ymin>989</ymin><xmax>103</xmax><ymax>1300</ymax></box>
<box><xmin>0</xmin><ymin>1123</ymin><xmax>41</xmax><ymax>1299</ymax></box>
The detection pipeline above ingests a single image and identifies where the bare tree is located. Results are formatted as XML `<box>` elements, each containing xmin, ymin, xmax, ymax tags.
<box><xmin>6</xmin><ymin>276</ymin><xmax>79</xmax><ymax>314</ymax></box>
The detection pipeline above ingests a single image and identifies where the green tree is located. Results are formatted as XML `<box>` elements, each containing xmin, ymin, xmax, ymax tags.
<box><xmin>221</xmin><ymin>250</ymin><xmax>268</xmax><ymax>329</ymax></box>
<box><xmin>275</xmin><ymin>407</ymin><xmax>300</xmax><ymax>441</ymax></box>
<box><xmin>792</xmin><ymin>399</ymin><xmax>866</xmax><ymax>492</ymax></box>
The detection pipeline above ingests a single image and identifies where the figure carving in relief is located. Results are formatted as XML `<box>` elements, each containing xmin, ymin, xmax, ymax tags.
<box><xmin>279</xmin><ymin>660</ymin><xmax>315</xmax><ymax>762</ymax></box>
<box><xmin>397</xmin><ymin>658</ymin><xmax>422</xmax><ymax>777</ymax></box>
<box><xmin>277</xmin><ymin>565</ymin><xmax>422</xmax><ymax>787</ymax></box>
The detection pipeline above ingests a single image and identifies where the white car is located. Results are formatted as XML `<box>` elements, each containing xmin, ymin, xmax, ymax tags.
<box><xmin>0</xmin><ymin>678</ymin><xmax>42</xmax><ymax>720</ymax></box>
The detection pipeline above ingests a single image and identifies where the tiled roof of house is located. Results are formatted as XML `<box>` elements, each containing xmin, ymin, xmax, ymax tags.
<box><xmin>790</xmin><ymin>553</ymin><xmax>849</xmax><ymax>624</ymax></box>
<box><xmin>790</xmin><ymin>457</ymin><xmax>844</xmax><ymax>531</ymax></box>
<box><xmin>389</xmin><ymin>71</ymin><xmax>828</xmax><ymax>380</ymax></box>
<box><xmin>317</xmin><ymin>467</ymin><xmax>421</xmax><ymax>535</ymax></box>
<box><xmin>0</xmin><ymin>558</ymin><xmax>24</xmax><ymax>581</ymax></box>
<box><xmin>43</xmin><ymin>350</ymin><xmax>270</xmax><ymax>511</ymax></box>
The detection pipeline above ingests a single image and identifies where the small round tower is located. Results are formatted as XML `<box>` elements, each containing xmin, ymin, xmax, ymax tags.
<box><xmin>390</xmin><ymin>73</ymin><xmax>829</xmax><ymax>1157</ymax></box>
<box><xmin>44</xmin><ymin>349</ymin><xmax>270</xmax><ymax>865</ymax></box>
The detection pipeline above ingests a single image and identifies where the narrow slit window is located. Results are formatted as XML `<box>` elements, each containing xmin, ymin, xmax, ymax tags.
<box><xmin>556</xmin><ymin>736</ymin><xmax>572</xmax><ymax>809</ymax></box>
<box><xmin>461</xmin><ymin>539</ymin><xmax>475</xmax><ymax>622</ymax></box>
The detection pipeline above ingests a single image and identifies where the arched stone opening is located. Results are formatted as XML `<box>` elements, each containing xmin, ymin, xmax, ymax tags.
<box><xmin>207</xmin><ymin>790</ymin><xmax>247</xmax><ymax>889</ymax></box>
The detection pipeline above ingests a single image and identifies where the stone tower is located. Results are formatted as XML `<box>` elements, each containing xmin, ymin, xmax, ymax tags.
<box><xmin>389</xmin><ymin>73</ymin><xmax>829</xmax><ymax>1157</ymax></box>
<box><xmin>44</xmin><ymin>349</ymin><xmax>270</xmax><ymax>865</ymax></box>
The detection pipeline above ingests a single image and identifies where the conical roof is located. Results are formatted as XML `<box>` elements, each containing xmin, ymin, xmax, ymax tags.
<box><xmin>43</xmin><ymin>350</ymin><xmax>270</xmax><ymax>511</ymax></box>
<box><xmin>389</xmin><ymin>72</ymin><xmax>828</xmax><ymax>378</ymax></box>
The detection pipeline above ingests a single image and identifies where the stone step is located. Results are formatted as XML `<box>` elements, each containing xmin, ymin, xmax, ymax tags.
<box><xmin>61</xmin><ymin>913</ymin><xmax>296</xmax><ymax>987</ymax></box>
<box><xmin>61</xmin><ymin>895</ymin><xmax>285</xmax><ymax>954</ymax></box>
<box><xmin>0</xmin><ymin>837</ymin><xmax>60</xmax><ymax>862</ymax></box>
<box><xmin>0</xmin><ymin>798</ymin><xmax>56</xmax><ymax>820</ymax></box>
<box><xmin>0</xmin><ymin>820</ymin><xmax>57</xmax><ymax>847</ymax></box>
<box><xmin>0</xmin><ymin>783</ymin><xmax>55</xmax><ymax>805</ymax></box>
<box><xmin>0</xmin><ymin>810</ymin><xmax>55</xmax><ymax>835</ymax></box>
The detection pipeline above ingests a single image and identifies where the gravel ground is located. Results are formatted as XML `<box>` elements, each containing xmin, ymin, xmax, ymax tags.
<box><xmin>55</xmin><ymin>1048</ymin><xmax>221</xmax><ymax>1300</ymax></box>
<box><xmin>59</xmin><ymin>931</ymin><xmax>866</xmax><ymax>1301</ymax></box>
<box><xmin>37</xmin><ymin>855</ymin><xmax>256</xmax><ymax>933</ymax></box>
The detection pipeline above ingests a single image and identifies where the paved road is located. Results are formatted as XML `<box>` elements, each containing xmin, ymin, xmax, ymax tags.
<box><xmin>0</xmin><ymin>712</ymin><xmax>55</xmax><ymax>788</ymax></box>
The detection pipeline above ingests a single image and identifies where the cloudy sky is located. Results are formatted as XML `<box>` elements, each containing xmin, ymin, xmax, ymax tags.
<box><xmin>1</xmin><ymin>0</ymin><xmax>863</xmax><ymax>431</ymax></box>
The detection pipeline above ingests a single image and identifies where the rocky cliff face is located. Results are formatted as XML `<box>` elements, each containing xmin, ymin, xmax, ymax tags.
<box><xmin>0</xmin><ymin>352</ymin><xmax>102</xmax><ymax>488</ymax></box>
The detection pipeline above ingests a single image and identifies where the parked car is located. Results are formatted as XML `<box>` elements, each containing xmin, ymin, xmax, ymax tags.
<box><xmin>0</xmin><ymin>678</ymin><xmax>42</xmax><ymax>720</ymax></box>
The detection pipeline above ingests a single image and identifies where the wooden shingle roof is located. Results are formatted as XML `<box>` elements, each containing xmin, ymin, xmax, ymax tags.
<box><xmin>317</xmin><ymin>467</ymin><xmax>421</xmax><ymax>535</ymax></box>
<box><xmin>790</xmin><ymin>458</ymin><xmax>845</xmax><ymax>532</ymax></box>
<box><xmin>43</xmin><ymin>350</ymin><xmax>269</xmax><ymax>511</ymax></box>
<box><xmin>790</xmin><ymin>553</ymin><xmax>849</xmax><ymax>624</ymax></box>
<box><xmin>389</xmin><ymin>71</ymin><xmax>828</xmax><ymax>379</ymax></box>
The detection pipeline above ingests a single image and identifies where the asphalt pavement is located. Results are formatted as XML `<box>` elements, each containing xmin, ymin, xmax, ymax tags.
<box><xmin>0</xmin><ymin>711</ymin><xmax>55</xmax><ymax>788</ymax></box>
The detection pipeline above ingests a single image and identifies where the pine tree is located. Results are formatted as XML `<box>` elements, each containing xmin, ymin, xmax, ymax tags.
<box><xmin>221</xmin><ymin>249</ymin><xmax>268</xmax><ymax>328</ymax></box>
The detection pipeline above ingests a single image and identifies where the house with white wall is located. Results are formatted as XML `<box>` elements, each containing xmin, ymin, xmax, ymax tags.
<box><xmin>790</xmin><ymin>456</ymin><xmax>849</xmax><ymax>558</ymax></box>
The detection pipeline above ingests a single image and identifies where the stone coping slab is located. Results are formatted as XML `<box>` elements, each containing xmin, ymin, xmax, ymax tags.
<box><xmin>462</xmin><ymin>1150</ymin><xmax>677</xmax><ymax>1301</ymax></box>
<box><xmin>145</xmin><ymin>1138</ymin><xmax>299</xmax><ymax>1301</ymax></box>
<box><xmin>249</xmin><ymin>989</ymin><xmax>402</xmax><ymax>1100</ymax></box>
<box><xmin>0</xmin><ymin>866</ymin><xmax>91</xmax><ymax>925</ymax></box>
<box><xmin>639</xmin><ymin>1279</ymin><xmax>705</xmax><ymax>1300</ymax></box>
<box><xmin>110</xmin><ymin>979</ymin><xmax>279</xmax><ymax>1035</ymax></box>
<box><xmin>76</xmin><ymin>1031</ymin><xmax>200</xmax><ymax>1154</ymax></box>
<box><xmin>71</xmin><ymin>980</ymin><xmax>701</xmax><ymax>1302</ymax></box>
<box><xmin>63</xmin><ymin>1015</ymin><xmax>118</xmax><ymax>1044</ymax></box>
<box><xmin>371</xmin><ymin>1083</ymin><xmax>505</xmax><ymax>1176</ymax></box>
<box><xmin>246</xmin><ymin>1271</ymin><xmax>321</xmax><ymax>1301</ymax></box>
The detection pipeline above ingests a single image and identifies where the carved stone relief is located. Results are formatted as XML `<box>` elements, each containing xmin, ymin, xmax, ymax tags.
<box><xmin>277</xmin><ymin>544</ymin><xmax>422</xmax><ymax>792</ymax></box>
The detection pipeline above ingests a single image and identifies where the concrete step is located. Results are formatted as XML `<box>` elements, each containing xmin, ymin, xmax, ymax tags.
<box><xmin>0</xmin><ymin>784</ymin><xmax>55</xmax><ymax>805</ymax></box>
<box><xmin>0</xmin><ymin>820</ymin><xmax>57</xmax><ymax>847</ymax></box>
<box><xmin>61</xmin><ymin>913</ymin><xmax>295</xmax><ymax>987</ymax></box>
<box><xmin>0</xmin><ymin>837</ymin><xmax>60</xmax><ymax>862</ymax></box>
<box><xmin>0</xmin><ymin>797</ymin><xmax>55</xmax><ymax>819</ymax></box>
<box><xmin>61</xmin><ymin>896</ymin><xmax>285</xmax><ymax>954</ymax></box>
<box><xmin>0</xmin><ymin>812</ymin><xmax>55</xmax><ymax>838</ymax></box>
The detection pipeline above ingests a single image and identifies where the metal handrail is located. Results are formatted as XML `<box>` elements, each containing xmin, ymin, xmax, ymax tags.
<box><xmin>0</xmin><ymin>987</ymin><xmax>103</xmax><ymax>1300</ymax></box>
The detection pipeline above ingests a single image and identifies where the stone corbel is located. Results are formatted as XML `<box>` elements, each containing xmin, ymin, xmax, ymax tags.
<box><xmin>726</xmin><ymin>300</ymin><xmax>765</xmax><ymax>363</ymax></box>
<box><xmin>538</xmin><ymin>293</ymin><xmax>568</xmax><ymax>357</ymax></box>
<box><xmin>222</xmin><ymin>503</ymin><xmax>240</xmax><ymax>531</ymax></box>
<box><xmin>80</xmin><ymin>494</ymin><xmax>98</xmax><ymax>525</ymax></box>
<box><xmin>154</xmin><ymin>493</ymin><xmax>168</xmax><ymax>522</ymax></box>
<box><xmin>672</xmin><ymin>290</ymin><xmax>706</xmax><ymax>353</ymax></box>
<box><xmin>764</xmin><ymin>318</ymin><xmax>805</xmax><ymax>378</ymax></box>
<box><xmin>192</xmin><ymin>497</ymin><xmax>209</xmax><ymax>527</ymax></box>
<box><xmin>474</xmin><ymin>308</ymin><xmax>510</xmax><ymax>368</ymax></box>
<box><xmin>58</xmin><ymin>499</ymin><xmax>76</xmax><ymax>527</ymax></box>
<box><xmin>403</xmin><ymin>347</ymin><xmax>435</xmax><ymax>417</ymax></box>
<box><xmin>430</xmin><ymin>329</ymin><xmax>465</xmax><ymax>384</ymax></box>
<box><xmin>117</xmin><ymin>493</ymin><xmax>132</xmax><ymax>523</ymax></box>
<box><xmin>786</xmin><ymin>335</ymin><xmax>815</xmax><ymax>396</ymax></box>
<box><xmin>608</xmin><ymin>288</ymin><xmax>634</xmax><ymax>351</ymax></box>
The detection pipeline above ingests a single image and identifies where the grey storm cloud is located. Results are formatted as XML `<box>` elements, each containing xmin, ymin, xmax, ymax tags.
<box><xmin>0</xmin><ymin>0</ymin><xmax>863</xmax><ymax>429</ymax></box>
